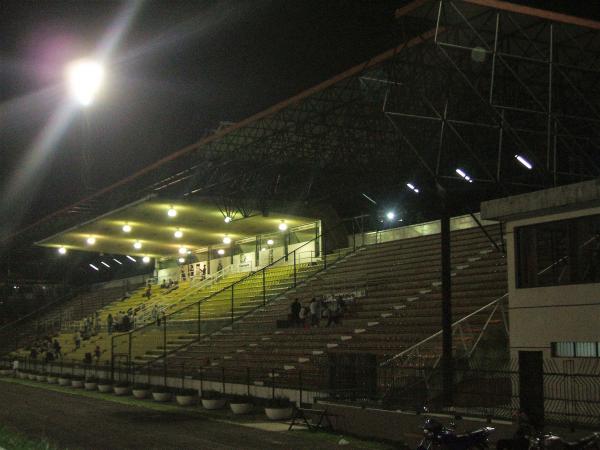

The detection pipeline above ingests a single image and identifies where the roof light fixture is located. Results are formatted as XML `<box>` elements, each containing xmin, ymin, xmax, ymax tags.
<box><xmin>133</xmin><ymin>241</ymin><xmax>142</xmax><ymax>250</ymax></box>
<box><xmin>101</xmin><ymin>261</ymin><xmax>110</xmax><ymax>268</ymax></box>
<box><xmin>142</xmin><ymin>256</ymin><xmax>150</xmax><ymax>264</ymax></box>
<box><xmin>66</xmin><ymin>59</ymin><xmax>104</xmax><ymax>106</ymax></box>
<box><xmin>223</xmin><ymin>235</ymin><xmax>231</xmax><ymax>244</ymax></box>
<box><xmin>178</xmin><ymin>246</ymin><xmax>187</xmax><ymax>255</ymax></box>
<box><xmin>86</xmin><ymin>236</ymin><xmax>96</xmax><ymax>245</ymax></box>
<box><xmin>224</xmin><ymin>216</ymin><xmax>232</xmax><ymax>223</ymax></box>
<box><xmin>267</xmin><ymin>239</ymin><xmax>274</xmax><ymax>246</ymax></box>
<box><xmin>515</xmin><ymin>154</ymin><xmax>533</xmax><ymax>170</ymax></box>
<box><xmin>122</xmin><ymin>224</ymin><xmax>132</xmax><ymax>233</ymax></box>
<box><xmin>278</xmin><ymin>220</ymin><xmax>288</xmax><ymax>231</ymax></box>
<box><xmin>167</xmin><ymin>206</ymin><xmax>177</xmax><ymax>217</ymax></box>
<box><xmin>126</xmin><ymin>255</ymin><xmax>136</xmax><ymax>262</ymax></box>
<box><xmin>89</xmin><ymin>264</ymin><xmax>99</xmax><ymax>271</ymax></box>
<box><xmin>174</xmin><ymin>228</ymin><xmax>183</xmax><ymax>239</ymax></box>
<box><xmin>178</xmin><ymin>257</ymin><xmax>185</xmax><ymax>263</ymax></box>
<box><xmin>455</xmin><ymin>168</ymin><xmax>474</xmax><ymax>183</ymax></box>
<box><xmin>113</xmin><ymin>258</ymin><xmax>122</xmax><ymax>265</ymax></box>
<box><xmin>386</xmin><ymin>211</ymin><xmax>395</xmax><ymax>221</ymax></box>
<box><xmin>217</xmin><ymin>249</ymin><xmax>225</xmax><ymax>255</ymax></box>
<box><xmin>406</xmin><ymin>183</ymin><xmax>420</xmax><ymax>194</ymax></box>
<box><xmin>58</xmin><ymin>247</ymin><xmax>67</xmax><ymax>255</ymax></box>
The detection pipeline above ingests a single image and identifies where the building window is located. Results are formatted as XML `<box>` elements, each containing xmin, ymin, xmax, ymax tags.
<box><xmin>515</xmin><ymin>214</ymin><xmax>600</xmax><ymax>288</ymax></box>
<box><xmin>551</xmin><ymin>342</ymin><xmax>599</xmax><ymax>358</ymax></box>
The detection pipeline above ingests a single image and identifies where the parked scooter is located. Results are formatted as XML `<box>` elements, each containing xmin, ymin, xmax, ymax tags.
<box><xmin>417</xmin><ymin>416</ymin><xmax>495</xmax><ymax>450</ymax></box>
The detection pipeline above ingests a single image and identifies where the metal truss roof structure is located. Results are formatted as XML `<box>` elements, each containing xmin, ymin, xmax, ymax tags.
<box><xmin>4</xmin><ymin>0</ymin><xmax>600</xmax><ymax>256</ymax></box>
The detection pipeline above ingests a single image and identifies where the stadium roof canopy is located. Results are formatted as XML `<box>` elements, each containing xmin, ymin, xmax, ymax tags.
<box><xmin>4</xmin><ymin>0</ymin><xmax>600</xmax><ymax>263</ymax></box>
<box><xmin>35</xmin><ymin>196</ymin><xmax>317</xmax><ymax>258</ymax></box>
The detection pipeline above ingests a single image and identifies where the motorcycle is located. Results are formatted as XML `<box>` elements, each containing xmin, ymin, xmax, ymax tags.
<box><xmin>529</xmin><ymin>431</ymin><xmax>600</xmax><ymax>450</ymax></box>
<box><xmin>417</xmin><ymin>417</ymin><xmax>495</xmax><ymax>450</ymax></box>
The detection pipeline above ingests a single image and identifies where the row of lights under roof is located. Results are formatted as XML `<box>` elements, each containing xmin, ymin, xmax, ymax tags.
<box><xmin>88</xmin><ymin>255</ymin><xmax>151</xmax><ymax>272</ymax></box>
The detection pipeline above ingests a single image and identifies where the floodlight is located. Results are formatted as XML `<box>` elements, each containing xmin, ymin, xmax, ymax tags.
<box><xmin>101</xmin><ymin>261</ymin><xmax>110</xmax><ymax>268</ymax></box>
<box><xmin>217</xmin><ymin>249</ymin><xmax>225</xmax><ymax>255</ymax></box>
<box><xmin>122</xmin><ymin>224</ymin><xmax>132</xmax><ymax>233</ymax></box>
<box><xmin>174</xmin><ymin>229</ymin><xmax>183</xmax><ymax>239</ymax></box>
<box><xmin>406</xmin><ymin>183</ymin><xmax>420</xmax><ymax>194</ymax></box>
<box><xmin>113</xmin><ymin>258</ymin><xmax>122</xmax><ymax>265</ymax></box>
<box><xmin>223</xmin><ymin>235</ymin><xmax>231</xmax><ymax>244</ymax></box>
<box><xmin>261</xmin><ymin>247</ymin><xmax>266</xmax><ymax>252</ymax></box>
<box><xmin>386</xmin><ymin>211</ymin><xmax>395</xmax><ymax>221</ymax></box>
<box><xmin>58</xmin><ymin>247</ymin><xmax>67</xmax><ymax>255</ymax></box>
<box><xmin>167</xmin><ymin>207</ymin><xmax>177</xmax><ymax>217</ymax></box>
<box><xmin>178</xmin><ymin>257</ymin><xmax>185</xmax><ymax>263</ymax></box>
<box><xmin>66</xmin><ymin>59</ymin><xmax>104</xmax><ymax>106</ymax></box>
<box><xmin>455</xmin><ymin>168</ymin><xmax>474</xmax><ymax>183</ymax></box>
<box><xmin>133</xmin><ymin>241</ymin><xmax>142</xmax><ymax>250</ymax></box>
<box><xmin>89</xmin><ymin>264</ymin><xmax>100</xmax><ymax>271</ymax></box>
<box><xmin>126</xmin><ymin>255</ymin><xmax>136</xmax><ymax>262</ymax></box>
<box><xmin>178</xmin><ymin>247</ymin><xmax>187</xmax><ymax>255</ymax></box>
<box><xmin>515</xmin><ymin>154</ymin><xmax>533</xmax><ymax>170</ymax></box>
<box><xmin>86</xmin><ymin>236</ymin><xmax>96</xmax><ymax>245</ymax></box>
<box><xmin>142</xmin><ymin>256</ymin><xmax>150</xmax><ymax>264</ymax></box>
<box><xmin>278</xmin><ymin>221</ymin><xmax>288</xmax><ymax>231</ymax></box>
<box><xmin>224</xmin><ymin>216</ymin><xmax>232</xmax><ymax>223</ymax></box>
<box><xmin>267</xmin><ymin>239</ymin><xmax>274</xmax><ymax>246</ymax></box>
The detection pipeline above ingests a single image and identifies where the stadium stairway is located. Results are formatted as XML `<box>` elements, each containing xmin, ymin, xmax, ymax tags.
<box><xmin>163</xmin><ymin>225</ymin><xmax>507</xmax><ymax>390</ymax></box>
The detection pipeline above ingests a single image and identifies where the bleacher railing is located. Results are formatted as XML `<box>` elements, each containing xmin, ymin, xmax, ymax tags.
<box><xmin>111</xmin><ymin>223</ymin><xmax>361</xmax><ymax>372</ymax></box>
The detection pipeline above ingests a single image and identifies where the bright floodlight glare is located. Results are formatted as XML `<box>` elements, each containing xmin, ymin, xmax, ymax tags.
<box><xmin>261</xmin><ymin>247</ymin><xmax>266</xmax><ymax>252</ymax></box>
<box><xmin>224</xmin><ymin>216</ymin><xmax>232</xmax><ymax>223</ymax></box>
<box><xmin>133</xmin><ymin>241</ymin><xmax>142</xmax><ymax>250</ymax></box>
<box><xmin>223</xmin><ymin>236</ymin><xmax>231</xmax><ymax>244</ymax></box>
<box><xmin>278</xmin><ymin>221</ymin><xmax>288</xmax><ymax>231</ymax></box>
<box><xmin>515</xmin><ymin>154</ymin><xmax>533</xmax><ymax>170</ymax></box>
<box><xmin>86</xmin><ymin>236</ymin><xmax>96</xmax><ymax>245</ymax></box>
<box><xmin>406</xmin><ymin>183</ymin><xmax>420</xmax><ymax>194</ymax></box>
<box><xmin>122</xmin><ymin>224</ymin><xmax>132</xmax><ymax>233</ymax></box>
<box><xmin>178</xmin><ymin>257</ymin><xmax>185</xmax><ymax>263</ymax></box>
<box><xmin>113</xmin><ymin>258</ymin><xmax>122</xmax><ymax>265</ymax></box>
<box><xmin>267</xmin><ymin>239</ymin><xmax>274</xmax><ymax>246</ymax></box>
<box><xmin>178</xmin><ymin>246</ymin><xmax>187</xmax><ymax>255</ymax></box>
<box><xmin>101</xmin><ymin>261</ymin><xmax>110</xmax><ymax>268</ymax></box>
<box><xmin>89</xmin><ymin>264</ymin><xmax>100</xmax><ymax>271</ymax></box>
<box><xmin>174</xmin><ymin>229</ymin><xmax>183</xmax><ymax>238</ymax></box>
<box><xmin>126</xmin><ymin>255</ymin><xmax>136</xmax><ymax>262</ymax></box>
<box><xmin>58</xmin><ymin>247</ymin><xmax>67</xmax><ymax>255</ymax></box>
<box><xmin>217</xmin><ymin>249</ymin><xmax>225</xmax><ymax>255</ymax></box>
<box><xmin>66</xmin><ymin>59</ymin><xmax>104</xmax><ymax>106</ymax></box>
<box><xmin>167</xmin><ymin>207</ymin><xmax>177</xmax><ymax>217</ymax></box>
<box><xmin>142</xmin><ymin>256</ymin><xmax>150</xmax><ymax>264</ymax></box>
<box><xmin>386</xmin><ymin>211</ymin><xmax>395</xmax><ymax>220</ymax></box>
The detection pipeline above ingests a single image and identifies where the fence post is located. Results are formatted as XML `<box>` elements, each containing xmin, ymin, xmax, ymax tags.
<box><xmin>197</xmin><ymin>300</ymin><xmax>201</xmax><ymax>337</ymax></box>
<box><xmin>231</xmin><ymin>285</ymin><xmax>234</xmax><ymax>325</ymax></box>
<box><xmin>262</xmin><ymin>269</ymin><xmax>266</xmax><ymax>307</ymax></box>
<box><xmin>221</xmin><ymin>367</ymin><xmax>226</xmax><ymax>394</ymax></box>
<box><xmin>272</xmin><ymin>368</ymin><xmax>276</xmax><ymax>399</ymax></box>
<box><xmin>163</xmin><ymin>315</ymin><xmax>167</xmax><ymax>386</ymax></box>
<box><xmin>110</xmin><ymin>335</ymin><xmax>114</xmax><ymax>382</ymax></box>
<box><xmin>299</xmin><ymin>370</ymin><xmax>303</xmax><ymax>407</ymax></box>
<box><xmin>293</xmin><ymin>251</ymin><xmax>297</xmax><ymax>288</ymax></box>
<box><xmin>246</xmin><ymin>367</ymin><xmax>250</xmax><ymax>396</ymax></box>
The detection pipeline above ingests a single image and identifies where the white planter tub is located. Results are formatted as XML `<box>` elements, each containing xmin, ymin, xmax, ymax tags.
<box><xmin>36</xmin><ymin>374</ymin><xmax>47</xmax><ymax>382</ymax></box>
<box><xmin>152</xmin><ymin>392</ymin><xmax>172</xmax><ymax>402</ymax></box>
<box><xmin>0</xmin><ymin>369</ymin><xmax>12</xmax><ymax>376</ymax></box>
<box><xmin>113</xmin><ymin>386</ymin><xmax>130</xmax><ymax>396</ymax></box>
<box><xmin>265</xmin><ymin>407</ymin><xmax>293</xmax><ymax>420</ymax></box>
<box><xmin>58</xmin><ymin>377</ymin><xmax>71</xmax><ymax>386</ymax></box>
<box><xmin>71</xmin><ymin>379</ymin><xmax>84</xmax><ymax>388</ymax></box>
<box><xmin>98</xmin><ymin>384</ymin><xmax>113</xmax><ymax>393</ymax></box>
<box><xmin>18</xmin><ymin>372</ymin><xmax>27</xmax><ymax>379</ymax></box>
<box><xmin>47</xmin><ymin>376</ymin><xmax>58</xmax><ymax>384</ymax></box>
<box><xmin>84</xmin><ymin>382</ymin><xmax>97</xmax><ymax>390</ymax></box>
<box><xmin>28</xmin><ymin>373</ymin><xmax>37</xmax><ymax>380</ymax></box>
<box><xmin>132</xmin><ymin>389</ymin><xmax>150</xmax><ymax>399</ymax></box>
<box><xmin>230</xmin><ymin>403</ymin><xmax>253</xmax><ymax>415</ymax></box>
<box><xmin>176</xmin><ymin>395</ymin><xmax>197</xmax><ymax>406</ymax></box>
<box><xmin>201</xmin><ymin>398</ymin><xmax>226</xmax><ymax>410</ymax></box>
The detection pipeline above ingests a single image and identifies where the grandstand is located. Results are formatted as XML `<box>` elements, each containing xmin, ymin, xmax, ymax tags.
<box><xmin>1</xmin><ymin>0</ymin><xmax>599</xmax><ymax>436</ymax></box>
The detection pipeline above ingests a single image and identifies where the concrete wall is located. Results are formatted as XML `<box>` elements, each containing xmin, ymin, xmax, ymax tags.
<box><xmin>505</xmin><ymin>206</ymin><xmax>600</xmax><ymax>358</ymax></box>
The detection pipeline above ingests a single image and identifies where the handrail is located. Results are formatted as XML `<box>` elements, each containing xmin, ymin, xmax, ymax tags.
<box><xmin>381</xmin><ymin>293</ymin><xmax>508</xmax><ymax>366</ymax></box>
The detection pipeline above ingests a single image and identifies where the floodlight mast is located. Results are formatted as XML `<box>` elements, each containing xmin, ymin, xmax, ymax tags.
<box><xmin>66</xmin><ymin>59</ymin><xmax>105</xmax><ymax>106</ymax></box>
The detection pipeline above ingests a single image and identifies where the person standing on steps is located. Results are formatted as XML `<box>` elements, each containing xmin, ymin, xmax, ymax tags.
<box><xmin>290</xmin><ymin>298</ymin><xmax>301</xmax><ymax>327</ymax></box>
<box><xmin>309</xmin><ymin>297</ymin><xmax>320</xmax><ymax>327</ymax></box>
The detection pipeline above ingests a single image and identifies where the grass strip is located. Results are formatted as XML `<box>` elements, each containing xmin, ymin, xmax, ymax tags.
<box><xmin>0</xmin><ymin>425</ymin><xmax>63</xmax><ymax>450</ymax></box>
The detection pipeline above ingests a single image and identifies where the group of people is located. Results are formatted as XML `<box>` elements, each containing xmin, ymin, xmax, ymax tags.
<box><xmin>27</xmin><ymin>336</ymin><xmax>62</xmax><ymax>362</ymax></box>
<box><xmin>107</xmin><ymin>307</ymin><xmax>139</xmax><ymax>334</ymax></box>
<box><xmin>159</xmin><ymin>278</ymin><xmax>179</xmax><ymax>293</ymax></box>
<box><xmin>78</xmin><ymin>312</ymin><xmax>101</xmax><ymax>340</ymax></box>
<box><xmin>289</xmin><ymin>296</ymin><xmax>348</xmax><ymax>328</ymax></box>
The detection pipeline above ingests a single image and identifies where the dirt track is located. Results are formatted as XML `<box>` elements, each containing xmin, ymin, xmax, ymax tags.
<box><xmin>0</xmin><ymin>379</ymin><xmax>380</xmax><ymax>450</ymax></box>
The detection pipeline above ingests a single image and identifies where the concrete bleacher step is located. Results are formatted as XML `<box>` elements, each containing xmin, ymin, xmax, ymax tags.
<box><xmin>354</xmin><ymin>328</ymin><xmax>366</xmax><ymax>334</ymax></box>
<box><xmin>340</xmin><ymin>336</ymin><xmax>352</xmax><ymax>341</ymax></box>
<box><xmin>419</xmin><ymin>289</ymin><xmax>432</xmax><ymax>294</ymax></box>
<box><xmin>326</xmin><ymin>343</ymin><xmax>338</xmax><ymax>348</ymax></box>
<box><xmin>380</xmin><ymin>313</ymin><xmax>392</xmax><ymax>318</ymax></box>
<box><xmin>284</xmin><ymin>365</ymin><xmax>295</xmax><ymax>370</ymax></box>
<box><xmin>456</xmin><ymin>264</ymin><xmax>470</xmax><ymax>270</ymax></box>
<box><xmin>367</xmin><ymin>321</ymin><xmax>379</xmax><ymax>326</ymax></box>
<box><xmin>312</xmin><ymin>350</ymin><xmax>324</xmax><ymax>355</ymax></box>
<box><xmin>298</xmin><ymin>357</ymin><xmax>310</xmax><ymax>363</ymax></box>
<box><xmin>407</xmin><ymin>296</ymin><xmax>419</xmax><ymax>302</ymax></box>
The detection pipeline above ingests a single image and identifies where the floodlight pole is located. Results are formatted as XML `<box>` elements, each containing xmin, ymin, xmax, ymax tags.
<box><xmin>438</xmin><ymin>183</ymin><xmax>453</xmax><ymax>406</ymax></box>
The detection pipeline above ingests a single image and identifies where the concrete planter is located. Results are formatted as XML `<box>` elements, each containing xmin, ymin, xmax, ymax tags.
<box><xmin>113</xmin><ymin>386</ymin><xmax>130</xmax><ymax>396</ymax></box>
<box><xmin>71</xmin><ymin>379</ymin><xmax>84</xmax><ymax>388</ymax></box>
<box><xmin>18</xmin><ymin>372</ymin><xmax>27</xmax><ymax>379</ymax></box>
<box><xmin>27</xmin><ymin>373</ymin><xmax>37</xmax><ymax>380</ymax></box>
<box><xmin>58</xmin><ymin>377</ymin><xmax>71</xmax><ymax>386</ymax></box>
<box><xmin>152</xmin><ymin>392</ymin><xmax>172</xmax><ymax>402</ymax></box>
<box><xmin>201</xmin><ymin>398</ymin><xmax>226</xmax><ymax>410</ymax></box>
<box><xmin>176</xmin><ymin>395</ymin><xmax>197</xmax><ymax>406</ymax></box>
<box><xmin>0</xmin><ymin>369</ymin><xmax>12</xmax><ymax>376</ymax></box>
<box><xmin>36</xmin><ymin>374</ymin><xmax>47</xmax><ymax>382</ymax></box>
<box><xmin>132</xmin><ymin>389</ymin><xmax>150</xmax><ymax>399</ymax></box>
<box><xmin>47</xmin><ymin>376</ymin><xmax>58</xmax><ymax>384</ymax></box>
<box><xmin>84</xmin><ymin>382</ymin><xmax>97</xmax><ymax>390</ymax></box>
<box><xmin>98</xmin><ymin>383</ymin><xmax>113</xmax><ymax>393</ymax></box>
<box><xmin>265</xmin><ymin>407</ymin><xmax>293</xmax><ymax>421</ymax></box>
<box><xmin>230</xmin><ymin>403</ymin><xmax>253</xmax><ymax>415</ymax></box>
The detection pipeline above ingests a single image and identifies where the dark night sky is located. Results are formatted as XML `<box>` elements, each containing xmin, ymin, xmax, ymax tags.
<box><xmin>1</xmin><ymin>0</ymin><xmax>599</xmax><ymax>235</ymax></box>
